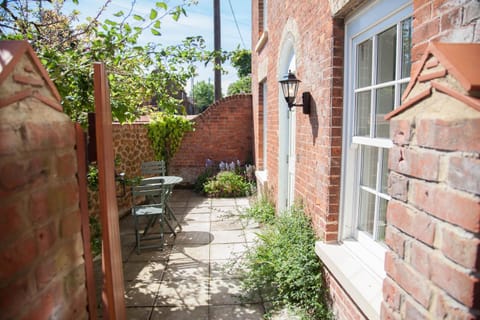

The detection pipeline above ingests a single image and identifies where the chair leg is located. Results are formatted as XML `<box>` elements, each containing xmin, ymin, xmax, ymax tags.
<box><xmin>166</xmin><ymin>203</ymin><xmax>182</xmax><ymax>232</ymax></box>
<box><xmin>134</xmin><ymin>214</ymin><xmax>165</xmax><ymax>254</ymax></box>
<box><xmin>134</xmin><ymin>215</ymin><xmax>141</xmax><ymax>254</ymax></box>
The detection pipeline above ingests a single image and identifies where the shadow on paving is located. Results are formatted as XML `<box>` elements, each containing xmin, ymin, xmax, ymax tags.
<box><xmin>93</xmin><ymin>189</ymin><xmax>266</xmax><ymax>319</ymax></box>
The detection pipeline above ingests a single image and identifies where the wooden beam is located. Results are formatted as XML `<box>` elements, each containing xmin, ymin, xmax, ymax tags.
<box><xmin>93</xmin><ymin>62</ymin><xmax>126</xmax><ymax>320</ymax></box>
<box><xmin>214</xmin><ymin>0</ymin><xmax>222</xmax><ymax>101</ymax></box>
<box><xmin>75</xmin><ymin>123</ymin><xmax>98</xmax><ymax>320</ymax></box>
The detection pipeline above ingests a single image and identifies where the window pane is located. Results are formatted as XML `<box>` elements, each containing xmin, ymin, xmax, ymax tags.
<box><xmin>376</xmin><ymin>197</ymin><xmax>388</xmax><ymax>241</ymax></box>
<box><xmin>377</xmin><ymin>26</ymin><xmax>397</xmax><ymax>83</ymax></box>
<box><xmin>380</xmin><ymin>148</ymin><xmax>389</xmax><ymax>193</ymax></box>
<box><xmin>360</xmin><ymin>145</ymin><xmax>378</xmax><ymax>189</ymax></box>
<box><xmin>401</xmin><ymin>17</ymin><xmax>412</xmax><ymax>79</ymax></box>
<box><xmin>375</xmin><ymin>86</ymin><xmax>395</xmax><ymax>138</ymax></box>
<box><xmin>358</xmin><ymin>189</ymin><xmax>375</xmax><ymax>235</ymax></box>
<box><xmin>357</xmin><ymin>39</ymin><xmax>372</xmax><ymax>88</ymax></box>
<box><xmin>355</xmin><ymin>91</ymin><xmax>371</xmax><ymax>136</ymax></box>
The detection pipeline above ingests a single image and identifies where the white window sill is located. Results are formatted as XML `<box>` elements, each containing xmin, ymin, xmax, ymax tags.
<box><xmin>315</xmin><ymin>240</ymin><xmax>385</xmax><ymax>320</ymax></box>
<box><xmin>255</xmin><ymin>170</ymin><xmax>268</xmax><ymax>183</ymax></box>
<box><xmin>255</xmin><ymin>31</ymin><xmax>268</xmax><ymax>53</ymax></box>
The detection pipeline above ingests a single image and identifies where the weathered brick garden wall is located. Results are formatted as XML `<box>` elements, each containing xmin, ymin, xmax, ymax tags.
<box><xmin>380</xmin><ymin>1</ymin><xmax>480</xmax><ymax>319</ymax></box>
<box><xmin>410</xmin><ymin>0</ymin><xmax>480</xmax><ymax>69</ymax></box>
<box><xmin>88</xmin><ymin>95</ymin><xmax>252</xmax><ymax>218</ymax></box>
<box><xmin>170</xmin><ymin>94</ymin><xmax>253</xmax><ymax>183</ymax></box>
<box><xmin>383</xmin><ymin>89</ymin><xmax>480</xmax><ymax>319</ymax></box>
<box><xmin>0</xmin><ymin>42</ymin><xmax>88</xmax><ymax>319</ymax></box>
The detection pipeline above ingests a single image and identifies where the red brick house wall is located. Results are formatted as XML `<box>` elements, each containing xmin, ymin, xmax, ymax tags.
<box><xmin>251</xmin><ymin>0</ymin><xmax>479</xmax><ymax>319</ymax></box>
<box><xmin>252</xmin><ymin>0</ymin><xmax>343</xmax><ymax>242</ymax></box>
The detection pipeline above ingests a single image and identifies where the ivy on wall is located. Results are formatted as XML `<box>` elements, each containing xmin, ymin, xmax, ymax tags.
<box><xmin>146</xmin><ymin>112</ymin><xmax>194</xmax><ymax>168</ymax></box>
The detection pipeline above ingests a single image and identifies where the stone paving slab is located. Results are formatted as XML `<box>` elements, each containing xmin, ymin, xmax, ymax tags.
<box><xmin>117</xmin><ymin>189</ymin><xmax>266</xmax><ymax>319</ymax></box>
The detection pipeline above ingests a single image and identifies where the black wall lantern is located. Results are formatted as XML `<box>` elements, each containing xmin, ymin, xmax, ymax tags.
<box><xmin>279</xmin><ymin>71</ymin><xmax>311</xmax><ymax>114</ymax></box>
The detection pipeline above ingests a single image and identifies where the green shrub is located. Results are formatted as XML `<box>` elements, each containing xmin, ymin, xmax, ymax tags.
<box><xmin>203</xmin><ymin>171</ymin><xmax>252</xmax><ymax>197</ymax></box>
<box><xmin>241</xmin><ymin>205</ymin><xmax>331</xmax><ymax>319</ymax></box>
<box><xmin>194</xmin><ymin>166</ymin><xmax>217</xmax><ymax>193</ymax></box>
<box><xmin>89</xmin><ymin>214</ymin><xmax>102</xmax><ymax>257</ymax></box>
<box><xmin>244</xmin><ymin>195</ymin><xmax>276</xmax><ymax>225</ymax></box>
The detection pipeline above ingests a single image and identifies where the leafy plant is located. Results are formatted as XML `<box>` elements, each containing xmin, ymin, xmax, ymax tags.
<box><xmin>230</xmin><ymin>47</ymin><xmax>251</xmax><ymax>78</ymax></box>
<box><xmin>192</xmin><ymin>80</ymin><xmax>215</xmax><ymax>111</ymax></box>
<box><xmin>87</xmin><ymin>163</ymin><xmax>99</xmax><ymax>191</ymax></box>
<box><xmin>147</xmin><ymin>112</ymin><xmax>194</xmax><ymax>167</ymax></box>
<box><xmin>89</xmin><ymin>214</ymin><xmax>102</xmax><ymax>257</ymax></box>
<box><xmin>241</xmin><ymin>205</ymin><xmax>332</xmax><ymax>320</ymax></box>
<box><xmin>227</xmin><ymin>76</ymin><xmax>251</xmax><ymax>95</ymax></box>
<box><xmin>244</xmin><ymin>195</ymin><xmax>276</xmax><ymax>225</ymax></box>
<box><xmin>194</xmin><ymin>166</ymin><xmax>217</xmax><ymax>193</ymax></box>
<box><xmin>1</xmin><ymin>0</ymin><xmax>223</xmax><ymax>125</ymax></box>
<box><xmin>203</xmin><ymin>171</ymin><xmax>252</xmax><ymax>197</ymax></box>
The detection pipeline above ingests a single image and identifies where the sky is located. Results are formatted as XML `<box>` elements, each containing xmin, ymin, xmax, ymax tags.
<box><xmin>64</xmin><ymin>0</ymin><xmax>252</xmax><ymax>95</ymax></box>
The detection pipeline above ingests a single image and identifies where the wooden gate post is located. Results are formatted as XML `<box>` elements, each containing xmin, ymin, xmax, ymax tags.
<box><xmin>75</xmin><ymin>123</ymin><xmax>98</xmax><ymax>320</ymax></box>
<box><xmin>93</xmin><ymin>62</ymin><xmax>126</xmax><ymax>320</ymax></box>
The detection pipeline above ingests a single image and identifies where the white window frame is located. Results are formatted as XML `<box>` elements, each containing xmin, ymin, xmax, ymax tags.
<box><xmin>316</xmin><ymin>2</ymin><xmax>413</xmax><ymax>319</ymax></box>
<box><xmin>341</xmin><ymin>0</ymin><xmax>412</xmax><ymax>258</ymax></box>
<box><xmin>263</xmin><ymin>81</ymin><xmax>268</xmax><ymax>171</ymax></box>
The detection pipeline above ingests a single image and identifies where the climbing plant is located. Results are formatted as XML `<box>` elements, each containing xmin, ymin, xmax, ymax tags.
<box><xmin>146</xmin><ymin>112</ymin><xmax>194</xmax><ymax>167</ymax></box>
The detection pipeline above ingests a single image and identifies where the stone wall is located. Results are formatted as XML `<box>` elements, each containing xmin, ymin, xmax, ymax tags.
<box><xmin>88</xmin><ymin>95</ymin><xmax>253</xmax><ymax>216</ymax></box>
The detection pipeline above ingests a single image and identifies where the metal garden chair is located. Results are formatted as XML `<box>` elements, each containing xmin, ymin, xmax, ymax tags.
<box><xmin>140</xmin><ymin>161</ymin><xmax>182</xmax><ymax>236</ymax></box>
<box><xmin>141</xmin><ymin>160</ymin><xmax>166</xmax><ymax>177</ymax></box>
<box><xmin>131</xmin><ymin>178</ymin><xmax>168</xmax><ymax>254</ymax></box>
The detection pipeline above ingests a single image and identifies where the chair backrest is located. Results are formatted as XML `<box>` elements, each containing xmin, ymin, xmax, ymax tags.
<box><xmin>132</xmin><ymin>178</ymin><xmax>168</xmax><ymax>209</ymax></box>
<box><xmin>132</xmin><ymin>182</ymin><xmax>164</xmax><ymax>198</ymax></box>
<box><xmin>141</xmin><ymin>160</ymin><xmax>166</xmax><ymax>176</ymax></box>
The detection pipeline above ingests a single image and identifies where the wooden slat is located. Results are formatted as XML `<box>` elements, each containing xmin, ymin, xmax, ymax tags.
<box><xmin>93</xmin><ymin>62</ymin><xmax>126</xmax><ymax>320</ymax></box>
<box><xmin>75</xmin><ymin>123</ymin><xmax>98</xmax><ymax>320</ymax></box>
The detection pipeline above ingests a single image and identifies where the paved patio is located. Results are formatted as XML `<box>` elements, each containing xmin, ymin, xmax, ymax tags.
<box><xmin>117</xmin><ymin>189</ymin><xmax>266</xmax><ymax>319</ymax></box>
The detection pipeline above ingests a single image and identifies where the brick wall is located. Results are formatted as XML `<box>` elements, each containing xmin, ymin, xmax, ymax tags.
<box><xmin>88</xmin><ymin>95</ymin><xmax>252</xmax><ymax>218</ymax></box>
<box><xmin>252</xmin><ymin>0</ymin><xmax>343</xmax><ymax>242</ymax></box>
<box><xmin>383</xmin><ymin>93</ymin><xmax>480</xmax><ymax>319</ymax></box>
<box><xmin>252</xmin><ymin>0</ymin><xmax>479</xmax><ymax>319</ymax></box>
<box><xmin>381</xmin><ymin>1</ymin><xmax>480</xmax><ymax>319</ymax></box>
<box><xmin>411</xmin><ymin>0</ymin><xmax>480</xmax><ymax>68</ymax></box>
<box><xmin>169</xmin><ymin>94</ymin><xmax>253</xmax><ymax>184</ymax></box>
<box><xmin>325</xmin><ymin>271</ymin><xmax>368</xmax><ymax>320</ymax></box>
<box><xmin>0</xmin><ymin>51</ymin><xmax>88</xmax><ymax>319</ymax></box>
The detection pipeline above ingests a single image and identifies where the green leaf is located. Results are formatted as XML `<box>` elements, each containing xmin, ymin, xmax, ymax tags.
<box><xmin>113</xmin><ymin>10</ymin><xmax>125</xmax><ymax>17</ymax></box>
<box><xmin>104</xmin><ymin>19</ymin><xmax>117</xmax><ymax>26</ymax></box>
<box><xmin>150</xmin><ymin>9</ymin><xmax>158</xmax><ymax>20</ymax></box>
<box><xmin>172</xmin><ymin>11</ymin><xmax>180</xmax><ymax>21</ymax></box>
<box><xmin>154</xmin><ymin>20</ymin><xmax>161</xmax><ymax>29</ymax></box>
<box><xmin>151</xmin><ymin>29</ymin><xmax>161</xmax><ymax>36</ymax></box>
<box><xmin>133</xmin><ymin>15</ymin><xmax>145</xmax><ymax>21</ymax></box>
<box><xmin>156</xmin><ymin>2</ymin><xmax>168</xmax><ymax>10</ymax></box>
